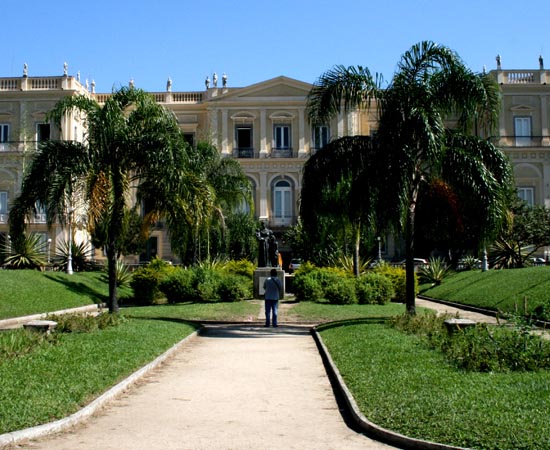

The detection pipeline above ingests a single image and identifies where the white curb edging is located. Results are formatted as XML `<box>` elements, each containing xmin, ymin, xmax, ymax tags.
<box><xmin>0</xmin><ymin>329</ymin><xmax>200</xmax><ymax>448</ymax></box>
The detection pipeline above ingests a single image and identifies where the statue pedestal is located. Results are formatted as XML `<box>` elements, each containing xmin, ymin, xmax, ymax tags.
<box><xmin>254</xmin><ymin>268</ymin><xmax>285</xmax><ymax>299</ymax></box>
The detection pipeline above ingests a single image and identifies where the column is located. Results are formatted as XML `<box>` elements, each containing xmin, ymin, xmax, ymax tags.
<box><xmin>210</xmin><ymin>109</ymin><xmax>219</xmax><ymax>150</ymax></box>
<box><xmin>337</xmin><ymin>112</ymin><xmax>344</xmax><ymax>137</ymax></box>
<box><xmin>259</xmin><ymin>171</ymin><xmax>268</xmax><ymax>221</ymax></box>
<box><xmin>298</xmin><ymin>108</ymin><xmax>306</xmax><ymax>157</ymax></box>
<box><xmin>541</xmin><ymin>95</ymin><xmax>549</xmax><ymax>146</ymax></box>
<box><xmin>260</xmin><ymin>109</ymin><xmax>268</xmax><ymax>158</ymax></box>
<box><xmin>544</xmin><ymin>163</ymin><xmax>550</xmax><ymax>208</ymax></box>
<box><xmin>221</xmin><ymin>110</ymin><xmax>229</xmax><ymax>155</ymax></box>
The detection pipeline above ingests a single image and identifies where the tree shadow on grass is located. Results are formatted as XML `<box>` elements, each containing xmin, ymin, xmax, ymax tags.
<box><xmin>43</xmin><ymin>273</ymin><xmax>107</xmax><ymax>304</ymax></box>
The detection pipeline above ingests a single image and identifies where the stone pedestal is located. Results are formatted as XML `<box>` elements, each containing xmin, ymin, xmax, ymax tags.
<box><xmin>254</xmin><ymin>268</ymin><xmax>285</xmax><ymax>299</ymax></box>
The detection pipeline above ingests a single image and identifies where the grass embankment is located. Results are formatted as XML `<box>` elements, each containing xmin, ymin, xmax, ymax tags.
<box><xmin>0</xmin><ymin>315</ymin><xmax>198</xmax><ymax>434</ymax></box>
<box><xmin>0</xmin><ymin>270</ymin><xmax>132</xmax><ymax>319</ymax></box>
<box><xmin>420</xmin><ymin>266</ymin><xmax>550</xmax><ymax>315</ymax></box>
<box><xmin>319</xmin><ymin>320</ymin><xmax>550</xmax><ymax>450</ymax></box>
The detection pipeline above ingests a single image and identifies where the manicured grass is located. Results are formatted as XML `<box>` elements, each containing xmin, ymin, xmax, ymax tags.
<box><xmin>420</xmin><ymin>266</ymin><xmax>550</xmax><ymax>315</ymax></box>
<box><xmin>0</xmin><ymin>313</ymin><xmax>198</xmax><ymax>434</ymax></box>
<box><xmin>284</xmin><ymin>300</ymin><xmax>406</xmax><ymax>322</ymax></box>
<box><xmin>320</xmin><ymin>321</ymin><xmax>550</xmax><ymax>450</ymax></box>
<box><xmin>123</xmin><ymin>300</ymin><xmax>261</xmax><ymax>322</ymax></box>
<box><xmin>0</xmin><ymin>270</ymin><xmax>132</xmax><ymax>319</ymax></box>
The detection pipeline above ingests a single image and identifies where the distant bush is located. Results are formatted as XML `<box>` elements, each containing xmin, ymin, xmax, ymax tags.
<box><xmin>223</xmin><ymin>259</ymin><xmax>255</xmax><ymax>279</ymax></box>
<box><xmin>293</xmin><ymin>265</ymin><xmax>352</xmax><ymax>303</ymax></box>
<box><xmin>371</xmin><ymin>262</ymin><xmax>415</xmax><ymax>303</ymax></box>
<box><xmin>130</xmin><ymin>258</ymin><xmax>176</xmax><ymax>305</ymax></box>
<box><xmin>217</xmin><ymin>274</ymin><xmax>251</xmax><ymax>302</ymax></box>
<box><xmin>159</xmin><ymin>268</ymin><xmax>195</xmax><ymax>303</ymax></box>
<box><xmin>356</xmin><ymin>273</ymin><xmax>395</xmax><ymax>304</ymax></box>
<box><xmin>392</xmin><ymin>313</ymin><xmax>550</xmax><ymax>372</ymax></box>
<box><xmin>324</xmin><ymin>277</ymin><xmax>357</xmax><ymax>305</ymax></box>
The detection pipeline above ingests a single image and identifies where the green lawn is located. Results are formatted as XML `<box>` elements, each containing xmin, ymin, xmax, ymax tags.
<box><xmin>0</xmin><ymin>315</ymin><xmax>198</xmax><ymax>434</ymax></box>
<box><xmin>420</xmin><ymin>266</ymin><xmax>550</xmax><ymax>315</ymax></box>
<box><xmin>320</xmin><ymin>321</ymin><xmax>550</xmax><ymax>450</ymax></box>
<box><xmin>0</xmin><ymin>270</ymin><xmax>132</xmax><ymax>319</ymax></box>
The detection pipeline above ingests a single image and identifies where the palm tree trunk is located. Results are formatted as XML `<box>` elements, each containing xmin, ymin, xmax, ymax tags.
<box><xmin>405</xmin><ymin>198</ymin><xmax>417</xmax><ymax>315</ymax></box>
<box><xmin>353</xmin><ymin>219</ymin><xmax>361</xmax><ymax>277</ymax></box>
<box><xmin>107</xmin><ymin>171</ymin><xmax>124</xmax><ymax>314</ymax></box>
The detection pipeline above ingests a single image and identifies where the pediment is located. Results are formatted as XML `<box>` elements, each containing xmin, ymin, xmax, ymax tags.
<box><xmin>510</xmin><ymin>104</ymin><xmax>534</xmax><ymax>112</ymax></box>
<box><xmin>210</xmin><ymin>76</ymin><xmax>312</xmax><ymax>102</ymax></box>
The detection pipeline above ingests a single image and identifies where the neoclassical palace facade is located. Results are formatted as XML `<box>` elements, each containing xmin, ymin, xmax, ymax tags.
<box><xmin>0</xmin><ymin>60</ymin><xmax>549</xmax><ymax>263</ymax></box>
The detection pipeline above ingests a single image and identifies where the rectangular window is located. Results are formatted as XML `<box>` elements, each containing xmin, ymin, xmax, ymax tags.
<box><xmin>515</xmin><ymin>117</ymin><xmax>532</xmax><ymax>146</ymax></box>
<box><xmin>0</xmin><ymin>124</ymin><xmax>9</xmax><ymax>142</ymax></box>
<box><xmin>36</xmin><ymin>123</ymin><xmax>50</xmax><ymax>142</ymax></box>
<box><xmin>236</xmin><ymin>125</ymin><xmax>253</xmax><ymax>157</ymax></box>
<box><xmin>183</xmin><ymin>133</ymin><xmax>195</xmax><ymax>147</ymax></box>
<box><xmin>0</xmin><ymin>191</ymin><xmax>7</xmax><ymax>222</ymax></box>
<box><xmin>312</xmin><ymin>125</ymin><xmax>329</xmax><ymax>150</ymax></box>
<box><xmin>34</xmin><ymin>202</ymin><xmax>47</xmax><ymax>223</ymax></box>
<box><xmin>517</xmin><ymin>187</ymin><xmax>534</xmax><ymax>206</ymax></box>
<box><xmin>274</xmin><ymin>125</ymin><xmax>290</xmax><ymax>149</ymax></box>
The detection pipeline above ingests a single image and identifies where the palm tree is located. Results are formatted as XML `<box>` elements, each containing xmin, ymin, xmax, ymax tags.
<box><xmin>156</xmin><ymin>141</ymin><xmax>251</xmax><ymax>264</ymax></box>
<box><xmin>300</xmin><ymin>136</ymin><xmax>379</xmax><ymax>275</ymax></box>
<box><xmin>9</xmin><ymin>87</ymin><xmax>188</xmax><ymax>313</ymax></box>
<box><xmin>306</xmin><ymin>41</ymin><xmax>513</xmax><ymax>314</ymax></box>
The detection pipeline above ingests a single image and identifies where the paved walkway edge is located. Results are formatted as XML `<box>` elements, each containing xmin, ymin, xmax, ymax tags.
<box><xmin>311</xmin><ymin>326</ymin><xmax>470</xmax><ymax>450</ymax></box>
<box><xmin>0</xmin><ymin>329</ymin><xmax>200</xmax><ymax>448</ymax></box>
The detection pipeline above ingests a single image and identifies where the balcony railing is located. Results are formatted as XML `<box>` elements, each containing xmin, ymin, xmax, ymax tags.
<box><xmin>495</xmin><ymin>69</ymin><xmax>550</xmax><ymax>85</ymax></box>
<box><xmin>0</xmin><ymin>76</ymin><xmax>86</xmax><ymax>92</ymax></box>
<box><xmin>235</xmin><ymin>148</ymin><xmax>255</xmax><ymax>158</ymax></box>
<box><xmin>271</xmin><ymin>148</ymin><xmax>293</xmax><ymax>158</ymax></box>
<box><xmin>95</xmin><ymin>91</ymin><xmax>203</xmax><ymax>104</ymax></box>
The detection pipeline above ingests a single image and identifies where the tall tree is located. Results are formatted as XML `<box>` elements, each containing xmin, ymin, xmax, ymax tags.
<box><xmin>307</xmin><ymin>41</ymin><xmax>512</xmax><ymax>314</ymax></box>
<box><xmin>9</xmin><ymin>87</ymin><xmax>188</xmax><ymax>313</ymax></box>
<box><xmin>300</xmin><ymin>136</ymin><xmax>379</xmax><ymax>275</ymax></box>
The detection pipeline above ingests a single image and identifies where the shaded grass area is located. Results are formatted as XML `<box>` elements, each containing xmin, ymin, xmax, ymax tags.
<box><xmin>0</xmin><ymin>270</ymin><xmax>132</xmax><ymax>319</ymax></box>
<box><xmin>419</xmin><ymin>266</ymin><xmax>550</xmax><ymax>315</ymax></box>
<box><xmin>123</xmin><ymin>300</ymin><xmax>261</xmax><ymax>322</ymax></box>
<box><xmin>0</xmin><ymin>315</ymin><xmax>198</xmax><ymax>434</ymax></box>
<box><xmin>320</xmin><ymin>321</ymin><xmax>550</xmax><ymax>450</ymax></box>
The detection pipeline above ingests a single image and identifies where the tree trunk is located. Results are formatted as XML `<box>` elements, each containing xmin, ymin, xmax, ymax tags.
<box><xmin>405</xmin><ymin>194</ymin><xmax>418</xmax><ymax>315</ymax></box>
<box><xmin>107</xmin><ymin>171</ymin><xmax>125</xmax><ymax>314</ymax></box>
<box><xmin>353</xmin><ymin>220</ymin><xmax>361</xmax><ymax>277</ymax></box>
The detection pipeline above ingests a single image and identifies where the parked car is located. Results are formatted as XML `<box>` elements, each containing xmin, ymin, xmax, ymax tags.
<box><xmin>288</xmin><ymin>258</ymin><xmax>302</xmax><ymax>273</ymax></box>
<box><xmin>398</xmin><ymin>258</ymin><xmax>428</xmax><ymax>266</ymax></box>
<box><xmin>530</xmin><ymin>257</ymin><xmax>546</xmax><ymax>265</ymax></box>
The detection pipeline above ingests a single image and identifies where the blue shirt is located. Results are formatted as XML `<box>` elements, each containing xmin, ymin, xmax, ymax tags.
<box><xmin>264</xmin><ymin>276</ymin><xmax>282</xmax><ymax>301</ymax></box>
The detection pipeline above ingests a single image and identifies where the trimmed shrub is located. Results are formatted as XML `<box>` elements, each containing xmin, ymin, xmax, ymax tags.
<box><xmin>371</xmin><ymin>262</ymin><xmax>416</xmax><ymax>303</ymax></box>
<box><xmin>217</xmin><ymin>274</ymin><xmax>250</xmax><ymax>302</ymax></box>
<box><xmin>223</xmin><ymin>259</ymin><xmax>255</xmax><ymax>279</ymax></box>
<box><xmin>356</xmin><ymin>273</ymin><xmax>395</xmax><ymax>304</ymax></box>
<box><xmin>293</xmin><ymin>271</ymin><xmax>323</xmax><ymax>301</ymax></box>
<box><xmin>159</xmin><ymin>268</ymin><xmax>196</xmax><ymax>303</ymax></box>
<box><xmin>130</xmin><ymin>258</ymin><xmax>176</xmax><ymax>305</ymax></box>
<box><xmin>324</xmin><ymin>277</ymin><xmax>357</xmax><ymax>305</ymax></box>
<box><xmin>192</xmin><ymin>266</ymin><xmax>223</xmax><ymax>302</ymax></box>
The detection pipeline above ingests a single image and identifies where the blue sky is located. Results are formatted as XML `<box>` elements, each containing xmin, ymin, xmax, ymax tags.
<box><xmin>3</xmin><ymin>0</ymin><xmax>549</xmax><ymax>93</ymax></box>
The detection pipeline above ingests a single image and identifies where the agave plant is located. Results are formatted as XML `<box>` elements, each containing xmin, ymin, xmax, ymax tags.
<box><xmin>326</xmin><ymin>254</ymin><xmax>372</xmax><ymax>275</ymax></box>
<box><xmin>418</xmin><ymin>257</ymin><xmax>451</xmax><ymax>286</ymax></box>
<box><xmin>1</xmin><ymin>234</ymin><xmax>48</xmax><ymax>269</ymax></box>
<box><xmin>54</xmin><ymin>238</ymin><xmax>97</xmax><ymax>272</ymax></box>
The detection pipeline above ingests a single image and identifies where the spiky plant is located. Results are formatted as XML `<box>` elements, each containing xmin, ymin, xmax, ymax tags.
<box><xmin>1</xmin><ymin>234</ymin><xmax>47</xmax><ymax>269</ymax></box>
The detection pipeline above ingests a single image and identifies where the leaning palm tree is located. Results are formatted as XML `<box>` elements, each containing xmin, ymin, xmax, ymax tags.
<box><xmin>307</xmin><ymin>41</ymin><xmax>513</xmax><ymax>314</ymax></box>
<box><xmin>9</xmin><ymin>87</ymin><xmax>188</xmax><ymax>313</ymax></box>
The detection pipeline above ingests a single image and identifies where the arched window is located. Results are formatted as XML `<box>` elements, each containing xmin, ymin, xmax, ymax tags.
<box><xmin>273</xmin><ymin>180</ymin><xmax>292</xmax><ymax>225</ymax></box>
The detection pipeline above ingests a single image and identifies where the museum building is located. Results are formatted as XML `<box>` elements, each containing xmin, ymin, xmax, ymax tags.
<box><xmin>0</xmin><ymin>57</ymin><xmax>549</xmax><ymax>264</ymax></box>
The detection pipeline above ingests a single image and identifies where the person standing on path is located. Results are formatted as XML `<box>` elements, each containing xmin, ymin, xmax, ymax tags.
<box><xmin>263</xmin><ymin>268</ymin><xmax>282</xmax><ymax>327</ymax></box>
